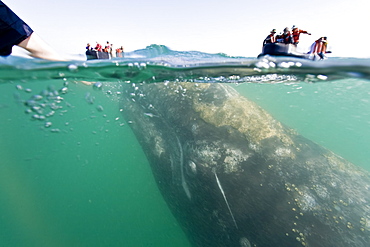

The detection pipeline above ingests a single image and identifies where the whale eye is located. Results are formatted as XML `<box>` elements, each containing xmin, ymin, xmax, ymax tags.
<box><xmin>188</xmin><ymin>161</ymin><xmax>197</xmax><ymax>174</ymax></box>
<box><xmin>239</xmin><ymin>237</ymin><xmax>251</xmax><ymax>247</ymax></box>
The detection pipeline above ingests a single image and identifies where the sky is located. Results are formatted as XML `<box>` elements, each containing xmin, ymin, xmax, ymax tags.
<box><xmin>4</xmin><ymin>0</ymin><xmax>370</xmax><ymax>58</ymax></box>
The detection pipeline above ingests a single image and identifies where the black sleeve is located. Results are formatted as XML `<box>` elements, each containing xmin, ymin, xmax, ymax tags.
<box><xmin>0</xmin><ymin>1</ymin><xmax>33</xmax><ymax>56</ymax></box>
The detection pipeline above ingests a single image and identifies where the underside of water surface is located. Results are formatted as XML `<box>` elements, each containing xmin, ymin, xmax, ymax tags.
<box><xmin>0</xmin><ymin>45</ymin><xmax>369</xmax><ymax>246</ymax></box>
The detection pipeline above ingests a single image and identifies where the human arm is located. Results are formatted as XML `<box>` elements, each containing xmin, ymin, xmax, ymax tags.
<box><xmin>0</xmin><ymin>1</ymin><xmax>65</xmax><ymax>60</ymax></box>
<box><xmin>17</xmin><ymin>33</ymin><xmax>65</xmax><ymax>61</ymax></box>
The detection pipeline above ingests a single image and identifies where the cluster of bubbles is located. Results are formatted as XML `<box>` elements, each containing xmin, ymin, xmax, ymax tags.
<box><xmin>14</xmin><ymin>74</ymin><xmax>130</xmax><ymax>137</ymax></box>
<box><xmin>16</xmin><ymin>80</ymin><xmax>70</xmax><ymax>132</ymax></box>
<box><xmin>254</xmin><ymin>58</ymin><xmax>329</xmax><ymax>83</ymax></box>
<box><xmin>183</xmin><ymin>74</ymin><xmax>298</xmax><ymax>84</ymax></box>
<box><xmin>255</xmin><ymin>58</ymin><xmax>302</xmax><ymax>70</ymax></box>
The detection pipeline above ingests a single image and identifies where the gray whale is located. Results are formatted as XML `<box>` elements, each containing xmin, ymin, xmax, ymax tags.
<box><xmin>121</xmin><ymin>82</ymin><xmax>370</xmax><ymax>247</ymax></box>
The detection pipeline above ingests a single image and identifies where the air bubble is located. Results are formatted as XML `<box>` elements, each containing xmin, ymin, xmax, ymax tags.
<box><xmin>68</xmin><ymin>64</ymin><xmax>78</xmax><ymax>71</ymax></box>
<box><xmin>44</xmin><ymin>122</ymin><xmax>52</xmax><ymax>128</ymax></box>
<box><xmin>96</xmin><ymin>105</ymin><xmax>104</xmax><ymax>112</ymax></box>
<box><xmin>93</xmin><ymin>82</ymin><xmax>103</xmax><ymax>90</ymax></box>
<box><xmin>25</xmin><ymin>100</ymin><xmax>37</xmax><ymax>107</ymax></box>
<box><xmin>32</xmin><ymin>114</ymin><xmax>40</xmax><ymax>120</ymax></box>
<box><xmin>60</xmin><ymin>87</ymin><xmax>68</xmax><ymax>94</ymax></box>
<box><xmin>317</xmin><ymin>75</ymin><xmax>328</xmax><ymax>80</ymax></box>
<box><xmin>85</xmin><ymin>92</ymin><xmax>95</xmax><ymax>104</ymax></box>
<box><xmin>45</xmin><ymin>111</ymin><xmax>56</xmax><ymax>117</ymax></box>
<box><xmin>32</xmin><ymin>95</ymin><xmax>43</xmax><ymax>101</ymax></box>
<box><xmin>256</xmin><ymin>61</ymin><xmax>270</xmax><ymax>69</ymax></box>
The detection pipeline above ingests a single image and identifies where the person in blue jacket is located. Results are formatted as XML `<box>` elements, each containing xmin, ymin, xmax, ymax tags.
<box><xmin>0</xmin><ymin>1</ymin><xmax>64</xmax><ymax>60</ymax></box>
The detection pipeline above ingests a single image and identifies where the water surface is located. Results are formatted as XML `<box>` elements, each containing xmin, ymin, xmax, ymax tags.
<box><xmin>0</xmin><ymin>45</ymin><xmax>369</xmax><ymax>246</ymax></box>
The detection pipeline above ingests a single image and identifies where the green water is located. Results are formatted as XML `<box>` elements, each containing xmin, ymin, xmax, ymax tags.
<box><xmin>233</xmin><ymin>79</ymin><xmax>370</xmax><ymax>171</ymax></box>
<box><xmin>1</xmin><ymin>75</ymin><xmax>369</xmax><ymax>246</ymax></box>
<box><xmin>0</xmin><ymin>79</ymin><xmax>191</xmax><ymax>247</ymax></box>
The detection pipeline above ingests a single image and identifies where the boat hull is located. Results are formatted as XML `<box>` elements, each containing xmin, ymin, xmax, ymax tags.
<box><xmin>86</xmin><ymin>50</ymin><xmax>110</xmax><ymax>60</ymax></box>
<box><xmin>258</xmin><ymin>43</ymin><xmax>310</xmax><ymax>59</ymax></box>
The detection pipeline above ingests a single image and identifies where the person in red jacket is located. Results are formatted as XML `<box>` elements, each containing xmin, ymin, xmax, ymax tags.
<box><xmin>291</xmin><ymin>26</ymin><xmax>311</xmax><ymax>45</ymax></box>
<box><xmin>94</xmin><ymin>42</ymin><xmax>102</xmax><ymax>52</ymax></box>
<box><xmin>263</xmin><ymin>29</ymin><xmax>277</xmax><ymax>46</ymax></box>
<box><xmin>308</xmin><ymin>37</ymin><xmax>329</xmax><ymax>60</ymax></box>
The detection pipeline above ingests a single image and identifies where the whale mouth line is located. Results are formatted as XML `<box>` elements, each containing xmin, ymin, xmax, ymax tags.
<box><xmin>174</xmin><ymin>134</ymin><xmax>192</xmax><ymax>200</ymax></box>
<box><xmin>150</xmin><ymin>100</ymin><xmax>191</xmax><ymax>200</ymax></box>
<box><xmin>214</xmin><ymin>169</ymin><xmax>238</xmax><ymax>229</ymax></box>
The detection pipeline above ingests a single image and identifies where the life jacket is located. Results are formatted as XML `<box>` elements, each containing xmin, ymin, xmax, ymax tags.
<box><xmin>292</xmin><ymin>30</ymin><xmax>300</xmax><ymax>43</ymax></box>
<box><xmin>282</xmin><ymin>32</ymin><xmax>293</xmax><ymax>44</ymax></box>
<box><xmin>292</xmin><ymin>29</ymin><xmax>308</xmax><ymax>43</ymax></box>
<box><xmin>269</xmin><ymin>34</ymin><xmax>276</xmax><ymax>43</ymax></box>
<box><xmin>263</xmin><ymin>34</ymin><xmax>275</xmax><ymax>45</ymax></box>
<box><xmin>95</xmin><ymin>44</ymin><xmax>102</xmax><ymax>52</ymax></box>
<box><xmin>309</xmin><ymin>39</ymin><xmax>328</xmax><ymax>55</ymax></box>
<box><xmin>313</xmin><ymin>39</ymin><xmax>323</xmax><ymax>53</ymax></box>
<box><xmin>116</xmin><ymin>48</ymin><xmax>123</xmax><ymax>57</ymax></box>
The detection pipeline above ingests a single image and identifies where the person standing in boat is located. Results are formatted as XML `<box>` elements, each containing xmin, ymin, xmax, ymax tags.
<box><xmin>86</xmin><ymin>43</ymin><xmax>92</xmax><ymax>50</ymax></box>
<box><xmin>116</xmin><ymin>47</ymin><xmax>122</xmax><ymax>57</ymax></box>
<box><xmin>95</xmin><ymin>42</ymin><xmax>102</xmax><ymax>52</ymax></box>
<box><xmin>291</xmin><ymin>26</ymin><xmax>311</xmax><ymax>46</ymax></box>
<box><xmin>105</xmin><ymin>41</ymin><xmax>111</xmax><ymax>53</ymax></box>
<box><xmin>308</xmin><ymin>37</ymin><xmax>328</xmax><ymax>60</ymax></box>
<box><xmin>85</xmin><ymin>43</ymin><xmax>95</xmax><ymax>59</ymax></box>
<box><xmin>108</xmin><ymin>42</ymin><xmax>115</xmax><ymax>58</ymax></box>
<box><xmin>119</xmin><ymin>46</ymin><xmax>124</xmax><ymax>57</ymax></box>
<box><xmin>116</xmin><ymin>46</ymin><xmax>124</xmax><ymax>58</ymax></box>
<box><xmin>281</xmin><ymin>27</ymin><xmax>293</xmax><ymax>44</ymax></box>
<box><xmin>263</xmin><ymin>29</ymin><xmax>277</xmax><ymax>46</ymax></box>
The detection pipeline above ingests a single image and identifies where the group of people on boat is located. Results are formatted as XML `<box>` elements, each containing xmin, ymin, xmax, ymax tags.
<box><xmin>86</xmin><ymin>41</ymin><xmax>124</xmax><ymax>59</ymax></box>
<box><xmin>263</xmin><ymin>26</ymin><xmax>329</xmax><ymax>59</ymax></box>
<box><xmin>263</xmin><ymin>26</ymin><xmax>311</xmax><ymax>46</ymax></box>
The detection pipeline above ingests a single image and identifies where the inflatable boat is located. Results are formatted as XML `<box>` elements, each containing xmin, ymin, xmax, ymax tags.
<box><xmin>86</xmin><ymin>50</ymin><xmax>110</xmax><ymax>60</ymax></box>
<box><xmin>258</xmin><ymin>43</ymin><xmax>311</xmax><ymax>59</ymax></box>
